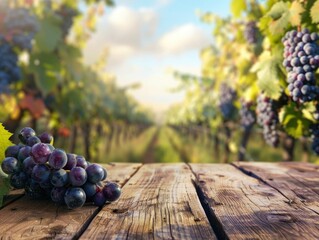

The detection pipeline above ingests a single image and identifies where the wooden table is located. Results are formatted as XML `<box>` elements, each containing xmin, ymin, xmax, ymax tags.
<box><xmin>1</xmin><ymin>162</ymin><xmax>319</xmax><ymax>239</ymax></box>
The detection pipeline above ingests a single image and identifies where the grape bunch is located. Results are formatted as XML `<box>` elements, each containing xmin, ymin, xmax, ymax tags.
<box><xmin>219</xmin><ymin>83</ymin><xmax>237</xmax><ymax>119</ymax></box>
<box><xmin>0</xmin><ymin>40</ymin><xmax>21</xmax><ymax>93</ymax></box>
<box><xmin>1</xmin><ymin>127</ymin><xmax>121</xmax><ymax>209</ymax></box>
<box><xmin>282</xmin><ymin>29</ymin><xmax>319</xmax><ymax>102</ymax></box>
<box><xmin>256</xmin><ymin>95</ymin><xmax>279</xmax><ymax>147</ymax></box>
<box><xmin>3</xmin><ymin>8</ymin><xmax>39</xmax><ymax>51</ymax></box>
<box><xmin>244</xmin><ymin>21</ymin><xmax>258</xmax><ymax>44</ymax></box>
<box><xmin>55</xmin><ymin>5</ymin><xmax>78</xmax><ymax>38</ymax></box>
<box><xmin>239</xmin><ymin>100</ymin><xmax>255</xmax><ymax>130</ymax></box>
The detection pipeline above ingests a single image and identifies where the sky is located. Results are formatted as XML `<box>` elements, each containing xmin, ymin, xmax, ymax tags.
<box><xmin>84</xmin><ymin>0</ymin><xmax>231</xmax><ymax>116</ymax></box>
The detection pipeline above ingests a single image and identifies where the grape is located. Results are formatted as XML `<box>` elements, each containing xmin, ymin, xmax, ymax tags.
<box><xmin>38</xmin><ymin>132</ymin><xmax>53</xmax><ymax>144</ymax></box>
<box><xmin>218</xmin><ymin>83</ymin><xmax>236</xmax><ymax>119</ymax></box>
<box><xmin>282</xmin><ymin>29</ymin><xmax>319</xmax><ymax>102</ymax></box>
<box><xmin>51</xmin><ymin>169</ymin><xmax>69</xmax><ymax>187</ymax></box>
<box><xmin>5</xmin><ymin>145</ymin><xmax>21</xmax><ymax>158</ymax></box>
<box><xmin>22</xmin><ymin>156</ymin><xmax>36</xmax><ymax>175</ymax></box>
<box><xmin>31</xmin><ymin>143</ymin><xmax>52</xmax><ymax>164</ymax></box>
<box><xmin>18</xmin><ymin>127</ymin><xmax>36</xmax><ymax>143</ymax></box>
<box><xmin>244</xmin><ymin>21</ymin><xmax>258</xmax><ymax>44</ymax></box>
<box><xmin>86</xmin><ymin>164</ymin><xmax>104</xmax><ymax>184</ymax></box>
<box><xmin>17</xmin><ymin>146</ymin><xmax>32</xmax><ymax>162</ymax></box>
<box><xmin>82</xmin><ymin>182</ymin><xmax>99</xmax><ymax>199</ymax></box>
<box><xmin>64</xmin><ymin>187</ymin><xmax>86</xmax><ymax>209</ymax></box>
<box><xmin>1</xmin><ymin>157</ymin><xmax>19</xmax><ymax>174</ymax></box>
<box><xmin>26</xmin><ymin>136</ymin><xmax>41</xmax><ymax>147</ymax></box>
<box><xmin>257</xmin><ymin>95</ymin><xmax>279</xmax><ymax>147</ymax></box>
<box><xmin>101</xmin><ymin>168</ymin><xmax>107</xmax><ymax>181</ymax></box>
<box><xmin>51</xmin><ymin>187</ymin><xmax>67</xmax><ymax>204</ymax></box>
<box><xmin>103</xmin><ymin>182</ymin><xmax>121</xmax><ymax>202</ymax></box>
<box><xmin>55</xmin><ymin>5</ymin><xmax>78</xmax><ymax>38</ymax></box>
<box><xmin>76</xmin><ymin>155</ymin><xmax>88</xmax><ymax>169</ymax></box>
<box><xmin>69</xmin><ymin>167</ymin><xmax>87</xmax><ymax>186</ymax></box>
<box><xmin>64</xmin><ymin>153</ymin><xmax>77</xmax><ymax>170</ymax></box>
<box><xmin>239</xmin><ymin>100</ymin><xmax>255</xmax><ymax>130</ymax></box>
<box><xmin>93</xmin><ymin>192</ymin><xmax>106</xmax><ymax>207</ymax></box>
<box><xmin>48</xmin><ymin>149</ymin><xmax>67</xmax><ymax>169</ymax></box>
<box><xmin>31</xmin><ymin>164</ymin><xmax>51</xmax><ymax>183</ymax></box>
<box><xmin>10</xmin><ymin>171</ymin><xmax>28</xmax><ymax>189</ymax></box>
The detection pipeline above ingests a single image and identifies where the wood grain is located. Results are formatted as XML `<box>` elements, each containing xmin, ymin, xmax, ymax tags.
<box><xmin>191</xmin><ymin>163</ymin><xmax>319</xmax><ymax>240</ymax></box>
<box><xmin>0</xmin><ymin>163</ymin><xmax>141</xmax><ymax>240</ymax></box>
<box><xmin>234</xmin><ymin>162</ymin><xmax>319</xmax><ymax>213</ymax></box>
<box><xmin>80</xmin><ymin>163</ymin><xmax>217</xmax><ymax>240</ymax></box>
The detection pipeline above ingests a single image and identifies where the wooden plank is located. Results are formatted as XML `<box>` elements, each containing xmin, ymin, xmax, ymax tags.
<box><xmin>80</xmin><ymin>163</ymin><xmax>217</xmax><ymax>240</ymax></box>
<box><xmin>1</xmin><ymin>189</ymin><xmax>24</xmax><ymax>209</ymax></box>
<box><xmin>191</xmin><ymin>163</ymin><xmax>319</xmax><ymax>240</ymax></box>
<box><xmin>234</xmin><ymin>162</ymin><xmax>319</xmax><ymax>213</ymax></box>
<box><xmin>0</xmin><ymin>163</ymin><xmax>141</xmax><ymax>239</ymax></box>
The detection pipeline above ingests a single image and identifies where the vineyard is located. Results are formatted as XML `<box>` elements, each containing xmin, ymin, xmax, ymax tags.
<box><xmin>1</xmin><ymin>0</ymin><xmax>319</xmax><ymax>238</ymax></box>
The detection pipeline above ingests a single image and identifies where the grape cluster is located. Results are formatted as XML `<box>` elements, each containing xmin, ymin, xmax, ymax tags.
<box><xmin>3</xmin><ymin>8</ymin><xmax>39</xmax><ymax>51</ymax></box>
<box><xmin>256</xmin><ymin>95</ymin><xmax>279</xmax><ymax>147</ymax></box>
<box><xmin>239</xmin><ymin>100</ymin><xmax>255</xmax><ymax>130</ymax></box>
<box><xmin>0</xmin><ymin>40</ymin><xmax>21</xmax><ymax>93</ymax></box>
<box><xmin>56</xmin><ymin>5</ymin><xmax>78</xmax><ymax>38</ymax></box>
<box><xmin>282</xmin><ymin>29</ymin><xmax>319</xmax><ymax>102</ymax></box>
<box><xmin>1</xmin><ymin>127</ymin><xmax>121</xmax><ymax>209</ymax></box>
<box><xmin>244</xmin><ymin>21</ymin><xmax>258</xmax><ymax>44</ymax></box>
<box><xmin>219</xmin><ymin>83</ymin><xmax>237</xmax><ymax>119</ymax></box>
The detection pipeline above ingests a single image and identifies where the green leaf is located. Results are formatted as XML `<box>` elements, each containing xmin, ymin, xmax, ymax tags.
<box><xmin>230</xmin><ymin>0</ymin><xmax>246</xmax><ymax>18</ymax></box>
<box><xmin>267</xmin><ymin>2</ymin><xmax>290</xmax><ymax>35</ymax></box>
<box><xmin>311</xmin><ymin>0</ymin><xmax>319</xmax><ymax>23</ymax></box>
<box><xmin>279</xmin><ymin>103</ymin><xmax>310</xmax><ymax>138</ymax></box>
<box><xmin>35</xmin><ymin>17</ymin><xmax>62</xmax><ymax>53</ymax></box>
<box><xmin>0</xmin><ymin>123</ymin><xmax>12</xmax><ymax>207</ymax></box>
<box><xmin>290</xmin><ymin>1</ymin><xmax>304</xmax><ymax>26</ymax></box>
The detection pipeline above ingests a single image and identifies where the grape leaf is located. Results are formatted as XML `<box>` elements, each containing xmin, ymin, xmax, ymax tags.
<box><xmin>311</xmin><ymin>0</ymin><xmax>319</xmax><ymax>23</ymax></box>
<box><xmin>231</xmin><ymin>0</ymin><xmax>247</xmax><ymax>18</ymax></box>
<box><xmin>267</xmin><ymin>2</ymin><xmax>290</xmax><ymax>35</ymax></box>
<box><xmin>0</xmin><ymin>123</ymin><xmax>12</xmax><ymax>207</ymax></box>
<box><xmin>290</xmin><ymin>1</ymin><xmax>304</xmax><ymax>26</ymax></box>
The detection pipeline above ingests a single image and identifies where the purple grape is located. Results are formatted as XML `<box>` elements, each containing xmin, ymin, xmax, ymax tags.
<box><xmin>10</xmin><ymin>171</ymin><xmax>28</xmax><ymax>189</ymax></box>
<box><xmin>31</xmin><ymin>143</ymin><xmax>52</xmax><ymax>164</ymax></box>
<box><xmin>1</xmin><ymin>157</ymin><xmax>19</xmax><ymax>174</ymax></box>
<box><xmin>48</xmin><ymin>149</ymin><xmax>67</xmax><ymax>169</ymax></box>
<box><xmin>51</xmin><ymin>187</ymin><xmax>67</xmax><ymax>204</ymax></box>
<box><xmin>31</xmin><ymin>164</ymin><xmax>51</xmax><ymax>183</ymax></box>
<box><xmin>17</xmin><ymin>146</ymin><xmax>31</xmax><ymax>162</ymax></box>
<box><xmin>64</xmin><ymin>153</ymin><xmax>77</xmax><ymax>170</ymax></box>
<box><xmin>93</xmin><ymin>191</ymin><xmax>106</xmax><ymax>207</ymax></box>
<box><xmin>69</xmin><ymin>167</ymin><xmax>87</xmax><ymax>186</ymax></box>
<box><xmin>38</xmin><ymin>132</ymin><xmax>53</xmax><ymax>144</ymax></box>
<box><xmin>5</xmin><ymin>145</ymin><xmax>20</xmax><ymax>158</ymax></box>
<box><xmin>76</xmin><ymin>155</ymin><xmax>88</xmax><ymax>169</ymax></box>
<box><xmin>64</xmin><ymin>187</ymin><xmax>86</xmax><ymax>209</ymax></box>
<box><xmin>51</xmin><ymin>169</ymin><xmax>69</xmax><ymax>187</ymax></box>
<box><xmin>101</xmin><ymin>167</ymin><xmax>107</xmax><ymax>181</ymax></box>
<box><xmin>86</xmin><ymin>164</ymin><xmax>104</xmax><ymax>184</ymax></box>
<box><xmin>82</xmin><ymin>182</ymin><xmax>98</xmax><ymax>198</ymax></box>
<box><xmin>18</xmin><ymin>127</ymin><xmax>36</xmax><ymax>143</ymax></box>
<box><xmin>22</xmin><ymin>156</ymin><xmax>36</xmax><ymax>175</ymax></box>
<box><xmin>25</xmin><ymin>179</ymin><xmax>46</xmax><ymax>199</ymax></box>
<box><xmin>102</xmin><ymin>182</ymin><xmax>121</xmax><ymax>202</ymax></box>
<box><xmin>26</xmin><ymin>136</ymin><xmax>41</xmax><ymax>147</ymax></box>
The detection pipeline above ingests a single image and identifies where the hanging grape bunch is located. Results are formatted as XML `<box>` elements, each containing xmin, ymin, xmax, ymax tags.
<box><xmin>218</xmin><ymin>83</ymin><xmax>237</xmax><ymax>120</ymax></box>
<box><xmin>282</xmin><ymin>29</ymin><xmax>319</xmax><ymax>102</ymax></box>
<box><xmin>256</xmin><ymin>95</ymin><xmax>279</xmax><ymax>147</ymax></box>
<box><xmin>3</xmin><ymin>8</ymin><xmax>39</xmax><ymax>51</ymax></box>
<box><xmin>1</xmin><ymin>127</ymin><xmax>122</xmax><ymax>209</ymax></box>
<box><xmin>239</xmin><ymin>100</ymin><xmax>255</xmax><ymax>130</ymax></box>
<box><xmin>244</xmin><ymin>21</ymin><xmax>258</xmax><ymax>44</ymax></box>
<box><xmin>55</xmin><ymin>4</ymin><xmax>78</xmax><ymax>38</ymax></box>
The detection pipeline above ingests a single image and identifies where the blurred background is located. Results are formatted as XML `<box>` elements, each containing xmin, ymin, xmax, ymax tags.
<box><xmin>1</xmin><ymin>0</ymin><xmax>319</xmax><ymax>164</ymax></box>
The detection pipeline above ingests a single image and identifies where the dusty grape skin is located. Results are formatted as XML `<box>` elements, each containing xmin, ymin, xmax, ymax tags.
<box><xmin>22</xmin><ymin>156</ymin><xmax>36</xmax><ymax>175</ymax></box>
<box><xmin>69</xmin><ymin>167</ymin><xmax>87</xmax><ymax>186</ymax></box>
<box><xmin>51</xmin><ymin>169</ymin><xmax>69</xmax><ymax>187</ymax></box>
<box><xmin>64</xmin><ymin>187</ymin><xmax>86</xmax><ymax>209</ymax></box>
<box><xmin>31</xmin><ymin>143</ymin><xmax>52</xmax><ymax>164</ymax></box>
<box><xmin>93</xmin><ymin>192</ymin><xmax>106</xmax><ymax>207</ymax></box>
<box><xmin>38</xmin><ymin>132</ymin><xmax>53</xmax><ymax>144</ymax></box>
<box><xmin>64</xmin><ymin>153</ymin><xmax>77</xmax><ymax>170</ymax></box>
<box><xmin>5</xmin><ymin>145</ymin><xmax>21</xmax><ymax>158</ymax></box>
<box><xmin>26</xmin><ymin>136</ymin><xmax>41</xmax><ymax>147</ymax></box>
<box><xmin>76</xmin><ymin>155</ymin><xmax>88</xmax><ymax>169</ymax></box>
<box><xmin>82</xmin><ymin>182</ymin><xmax>98</xmax><ymax>199</ymax></box>
<box><xmin>17</xmin><ymin>146</ymin><xmax>32</xmax><ymax>162</ymax></box>
<box><xmin>86</xmin><ymin>164</ymin><xmax>104</xmax><ymax>184</ymax></box>
<box><xmin>1</xmin><ymin>157</ymin><xmax>20</xmax><ymax>174</ymax></box>
<box><xmin>48</xmin><ymin>149</ymin><xmax>67</xmax><ymax>169</ymax></box>
<box><xmin>18</xmin><ymin>127</ymin><xmax>36</xmax><ymax>143</ymax></box>
<box><xmin>102</xmin><ymin>182</ymin><xmax>121</xmax><ymax>202</ymax></box>
<box><xmin>31</xmin><ymin>164</ymin><xmax>51</xmax><ymax>183</ymax></box>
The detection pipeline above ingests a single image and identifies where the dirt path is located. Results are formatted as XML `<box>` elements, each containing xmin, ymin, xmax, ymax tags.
<box><xmin>141</xmin><ymin>129</ymin><xmax>159</xmax><ymax>163</ymax></box>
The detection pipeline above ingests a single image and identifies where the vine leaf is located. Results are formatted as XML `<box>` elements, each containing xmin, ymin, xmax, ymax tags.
<box><xmin>279</xmin><ymin>104</ymin><xmax>310</xmax><ymax>138</ymax></box>
<box><xmin>231</xmin><ymin>0</ymin><xmax>247</xmax><ymax>18</ymax></box>
<box><xmin>311</xmin><ymin>0</ymin><xmax>319</xmax><ymax>23</ymax></box>
<box><xmin>0</xmin><ymin>123</ymin><xmax>13</xmax><ymax>207</ymax></box>
<box><xmin>290</xmin><ymin>2</ymin><xmax>304</xmax><ymax>26</ymax></box>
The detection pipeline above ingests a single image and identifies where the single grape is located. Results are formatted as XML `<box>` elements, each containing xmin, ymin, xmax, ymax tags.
<box><xmin>38</xmin><ymin>132</ymin><xmax>53</xmax><ymax>144</ymax></box>
<box><xmin>22</xmin><ymin>156</ymin><xmax>36</xmax><ymax>175</ymax></box>
<box><xmin>48</xmin><ymin>149</ymin><xmax>67</xmax><ymax>169</ymax></box>
<box><xmin>18</xmin><ymin>127</ymin><xmax>36</xmax><ymax>143</ymax></box>
<box><xmin>93</xmin><ymin>192</ymin><xmax>106</xmax><ymax>207</ymax></box>
<box><xmin>17</xmin><ymin>146</ymin><xmax>31</xmax><ymax>162</ymax></box>
<box><xmin>76</xmin><ymin>155</ymin><xmax>88</xmax><ymax>169</ymax></box>
<box><xmin>86</xmin><ymin>164</ymin><xmax>104</xmax><ymax>184</ymax></box>
<box><xmin>31</xmin><ymin>164</ymin><xmax>51</xmax><ymax>183</ymax></box>
<box><xmin>64</xmin><ymin>187</ymin><xmax>86</xmax><ymax>209</ymax></box>
<box><xmin>69</xmin><ymin>167</ymin><xmax>87</xmax><ymax>186</ymax></box>
<box><xmin>101</xmin><ymin>167</ymin><xmax>107</xmax><ymax>181</ymax></box>
<box><xmin>102</xmin><ymin>182</ymin><xmax>121</xmax><ymax>202</ymax></box>
<box><xmin>31</xmin><ymin>143</ymin><xmax>52</xmax><ymax>164</ymax></box>
<box><xmin>51</xmin><ymin>169</ymin><xmax>69</xmax><ymax>187</ymax></box>
<box><xmin>1</xmin><ymin>157</ymin><xmax>19</xmax><ymax>174</ymax></box>
<box><xmin>64</xmin><ymin>153</ymin><xmax>77</xmax><ymax>170</ymax></box>
<box><xmin>82</xmin><ymin>182</ymin><xmax>98</xmax><ymax>198</ymax></box>
<box><xmin>26</xmin><ymin>136</ymin><xmax>41</xmax><ymax>147</ymax></box>
<box><xmin>5</xmin><ymin>145</ymin><xmax>20</xmax><ymax>158</ymax></box>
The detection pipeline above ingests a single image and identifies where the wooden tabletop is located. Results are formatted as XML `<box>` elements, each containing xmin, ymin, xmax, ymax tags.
<box><xmin>1</xmin><ymin>162</ymin><xmax>319</xmax><ymax>240</ymax></box>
